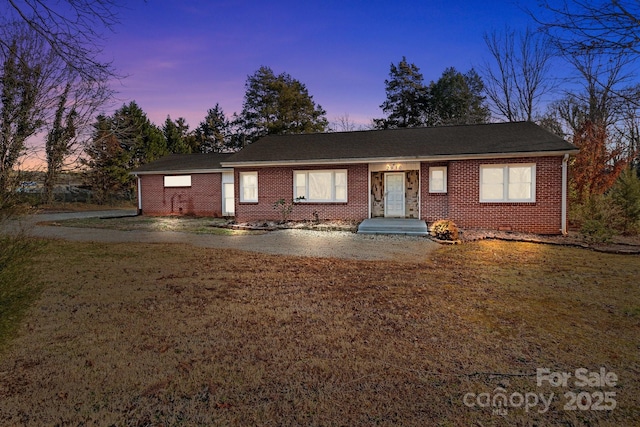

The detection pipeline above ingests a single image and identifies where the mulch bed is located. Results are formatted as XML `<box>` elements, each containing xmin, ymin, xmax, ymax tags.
<box><xmin>459</xmin><ymin>229</ymin><xmax>640</xmax><ymax>254</ymax></box>
<box><xmin>220</xmin><ymin>219</ymin><xmax>640</xmax><ymax>254</ymax></box>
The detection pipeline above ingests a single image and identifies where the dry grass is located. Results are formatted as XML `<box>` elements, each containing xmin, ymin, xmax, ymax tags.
<box><xmin>37</xmin><ymin>216</ymin><xmax>265</xmax><ymax>235</ymax></box>
<box><xmin>0</xmin><ymin>240</ymin><xmax>638</xmax><ymax>426</ymax></box>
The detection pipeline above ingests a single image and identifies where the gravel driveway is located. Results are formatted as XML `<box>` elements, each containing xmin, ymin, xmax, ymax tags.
<box><xmin>8</xmin><ymin>210</ymin><xmax>440</xmax><ymax>262</ymax></box>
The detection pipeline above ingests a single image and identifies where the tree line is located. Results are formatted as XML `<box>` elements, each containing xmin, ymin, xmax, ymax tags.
<box><xmin>1</xmin><ymin>0</ymin><xmax>640</xmax><ymax>229</ymax></box>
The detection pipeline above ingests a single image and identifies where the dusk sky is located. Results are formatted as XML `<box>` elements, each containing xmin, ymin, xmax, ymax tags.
<box><xmin>105</xmin><ymin>0</ymin><xmax>538</xmax><ymax>129</ymax></box>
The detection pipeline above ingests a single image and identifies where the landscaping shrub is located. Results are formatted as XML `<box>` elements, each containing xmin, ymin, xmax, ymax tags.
<box><xmin>609</xmin><ymin>168</ymin><xmax>640</xmax><ymax>234</ymax></box>
<box><xmin>430</xmin><ymin>219</ymin><xmax>459</xmax><ymax>241</ymax></box>
<box><xmin>571</xmin><ymin>194</ymin><xmax>624</xmax><ymax>242</ymax></box>
<box><xmin>569</xmin><ymin>168</ymin><xmax>640</xmax><ymax>240</ymax></box>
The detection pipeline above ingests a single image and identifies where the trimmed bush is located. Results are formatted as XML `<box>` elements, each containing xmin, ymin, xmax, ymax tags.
<box><xmin>431</xmin><ymin>219</ymin><xmax>459</xmax><ymax>241</ymax></box>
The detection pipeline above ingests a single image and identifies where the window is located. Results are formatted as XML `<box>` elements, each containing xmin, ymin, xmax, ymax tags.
<box><xmin>294</xmin><ymin>170</ymin><xmax>347</xmax><ymax>202</ymax></box>
<box><xmin>240</xmin><ymin>172</ymin><xmax>258</xmax><ymax>202</ymax></box>
<box><xmin>480</xmin><ymin>164</ymin><xmax>535</xmax><ymax>202</ymax></box>
<box><xmin>164</xmin><ymin>175</ymin><xmax>191</xmax><ymax>187</ymax></box>
<box><xmin>429</xmin><ymin>166</ymin><xmax>447</xmax><ymax>193</ymax></box>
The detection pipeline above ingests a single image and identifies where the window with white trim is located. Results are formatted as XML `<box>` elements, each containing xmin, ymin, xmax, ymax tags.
<box><xmin>239</xmin><ymin>172</ymin><xmax>258</xmax><ymax>202</ymax></box>
<box><xmin>429</xmin><ymin>166</ymin><xmax>447</xmax><ymax>193</ymax></box>
<box><xmin>164</xmin><ymin>175</ymin><xmax>191</xmax><ymax>187</ymax></box>
<box><xmin>480</xmin><ymin>164</ymin><xmax>535</xmax><ymax>202</ymax></box>
<box><xmin>294</xmin><ymin>170</ymin><xmax>347</xmax><ymax>202</ymax></box>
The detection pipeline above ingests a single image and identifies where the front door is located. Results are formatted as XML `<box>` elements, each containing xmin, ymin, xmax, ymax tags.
<box><xmin>384</xmin><ymin>172</ymin><xmax>405</xmax><ymax>217</ymax></box>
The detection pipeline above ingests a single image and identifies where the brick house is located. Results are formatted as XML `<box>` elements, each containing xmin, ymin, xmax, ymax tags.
<box><xmin>132</xmin><ymin>153</ymin><xmax>235</xmax><ymax>216</ymax></box>
<box><xmin>133</xmin><ymin>122</ymin><xmax>578</xmax><ymax>234</ymax></box>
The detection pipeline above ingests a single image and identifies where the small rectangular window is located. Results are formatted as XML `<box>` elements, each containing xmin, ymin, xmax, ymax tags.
<box><xmin>293</xmin><ymin>170</ymin><xmax>348</xmax><ymax>202</ymax></box>
<box><xmin>480</xmin><ymin>164</ymin><xmax>535</xmax><ymax>202</ymax></box>
<box><xmin>240</xmin><ymin>172</ymin><xmax>258</xmax><ymax>202</ymax></box>
<box><xmin>164</xmin><ymin>175</ymin><xmax>191</xmax><ymax>187</ymax></box>
<box><xmin>429</xmin><ymin>166</ymin><xmax>447</xmax><ymax>193</ymax></box>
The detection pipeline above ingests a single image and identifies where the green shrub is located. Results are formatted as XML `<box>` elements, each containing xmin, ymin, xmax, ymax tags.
<box><xmin>572</xmin><ymin>194</ymin><xmax>625</xmax><ymax>242</ymax></box>
<box><xmin>430</xmin><ymin>219</ymin><xmax>459</xmax><ymax>241</ymax></box>
<box><xmin>609</xmin><ymin>168</ymin><xmax>640</xmax><ymax>234</ymax></box>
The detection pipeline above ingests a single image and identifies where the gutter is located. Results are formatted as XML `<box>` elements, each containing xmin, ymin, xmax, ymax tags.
<box><xmin>561</xmin><ymin>154</ymin><xmax>569</xmax><ymax>235</ymax></box>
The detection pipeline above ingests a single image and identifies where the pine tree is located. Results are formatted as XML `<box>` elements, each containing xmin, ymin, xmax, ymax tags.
<box><xmin>163</xmin><ymin>116</ymin><xmax>193</xmax><ymax>154</ymax></box>
<box><xmin>238</xmin><ymin>66</ymin><xmax>328</xmax><ymax>143</ymax></box>
<box><xmin>425</xmin><ymin>67</ymin><xmax>491</xmax><ymax>126</ymax></box>
<box><xmin>195</xmin><ymin>104</ymin><xmax>234</xmax><ymax>152</ymax></box>
<box><xmin>376</xmin><ymin>57</ymin><xmax>427</xmax><ymax>129</ymax></box>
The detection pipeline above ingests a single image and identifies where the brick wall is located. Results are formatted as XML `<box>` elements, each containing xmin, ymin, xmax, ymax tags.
<box><xmin>421</xmin><ymin>162</ymin><xmax>449</xmax><ymax>221</ymax></box>
<box><xmin>420</xmin><ymin>156</ymin><xmax>564</xmax><ymax>234</ymax></box>
<box><xmin>139</xmin><ymin>173</ymin><xmax>224</xmax><ymax>216</ymax></box>
<box><xmin>234</xmin><ymin>164</ymin><xmax>369</xmax><ymax>222</ymax></box>
<box><xmin>139</xmin><ymin>156</ymin><xmax>565</xmax><ymax>233</ymax></box>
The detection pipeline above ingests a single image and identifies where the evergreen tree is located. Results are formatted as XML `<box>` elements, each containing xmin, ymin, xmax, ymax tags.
<box><xmin>195</xmin><ymin>104</ymin><xmax>234</xmax><ymax>152</ymax></box>
<box><xmin>375</xmin><ymin>57</ymin><xmax>427</xmax><ymax>129</ymax></box>
<box><xmin>238</xmin><ymin>66</ymin><xmax>328</xmax><ymax>143</ymax></box>
<box><xmin>109</xmin><ymin>101</ymin><xmax>167</xmax><ymax>168</ymax></box>
<box><xmin>81</xmin><ymin>102</ymin><xmax>166</xmax><ymax>203</ymax></box>
<box><xmin>425</xmin><ymin>67</ymin><xmax>491</xmax><ymax>126</ymax></box>
<box><xmin>81</xmin><ymin>115</ymin><xmax>132</xmax><ymax>203</ymax></box>
<box><xmin>163</xmin><ymin>116</ymin><xmax>193</xmax><ymax>154</ymax></box>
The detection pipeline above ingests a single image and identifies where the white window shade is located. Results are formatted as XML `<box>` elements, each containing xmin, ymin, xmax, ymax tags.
<box><xmin>480</xmin><ymin>164</ymin><xmax>535</xmax><ymax>202</ymax></box>
<box><xmin>309</xmin><ymin>172</ymin><xmax>332</xmax><ymax>200</ymax></box>
<box><xmin>294</xmin><ymin>170</ymin><xmax>347</xmax><ymax>202</ymax></box>
<box><xmin>508</xmin><ymin>166</ymin><xmax>532</xmax><ymax>200</ymax></box>
<box><xmin>240</xmin><ymin>172</ymin><xmax>258</xmax><ymax>202</ymax></box>
<box><xmin>164</xmin><ymin>175</ymin><xmax>191</xmax><ymax>187</ymax></box>
<box><xmin>481</xmin><ymin>167</ymin><xmax>504</xmax><ymax>201</ymax></box>
<box><xmin>429</xmin><ymin>167</ymin><xmax>447</xmax><ymax>193</ymax></box>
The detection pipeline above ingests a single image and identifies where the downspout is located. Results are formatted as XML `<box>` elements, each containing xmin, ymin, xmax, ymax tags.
<box><xmin>136</xmin><ymin>174</ymin><xmax>142</xmax><ymax>215</ymax></box>
<box><xmin>561</xmin><ymin>154</ymin><xmax>569</xmax><ymax>235</ymax></box>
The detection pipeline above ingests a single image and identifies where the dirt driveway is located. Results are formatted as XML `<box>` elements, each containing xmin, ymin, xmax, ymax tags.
<box><xmin>11</xmin><ymin>210</ymin><xmax>441</xmax><ymax>262</ymax></box>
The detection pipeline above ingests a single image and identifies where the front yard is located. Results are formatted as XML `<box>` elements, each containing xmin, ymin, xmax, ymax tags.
<box><xmin>0</xmin><ymin>239</ymin><xmax>638</xmax><ymax>425</ymax></box>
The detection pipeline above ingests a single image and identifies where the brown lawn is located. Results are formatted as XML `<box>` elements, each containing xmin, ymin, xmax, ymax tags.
<box><xmin>0</xmin><ymin>240</ymin><xmax>638</xmax><ymax>426</ymax></box>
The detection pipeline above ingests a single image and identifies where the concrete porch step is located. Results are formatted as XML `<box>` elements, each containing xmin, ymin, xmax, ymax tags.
<box><xmin>357</xmin><ymin>218</ymin><xmax>429</xmax><ymax>236</ymax></box>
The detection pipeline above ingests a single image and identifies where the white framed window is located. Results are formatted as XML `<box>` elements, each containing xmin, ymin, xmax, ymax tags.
<box><xmin>293</xmin><ymin>170</ymin><xmax>347</xmax><ymax>202</ymax></box>
<box><xmin>480</xmin><ymin>164</ymin><xmax>536</xmax><ymax>202</ymax></box>
<box><xmin>239</xmin><ymin>171</ymin><xmax>258</xmax><ymax>202</ymax></box>
<box><xmin>429</xmin><ymin>166</ymin><xmax>447</xmax><ymax>193</ymax></box>
<box><xmin>164</xmin><ymin>175</ymin><xmax>191</xmax><ymax>187</ymax></box>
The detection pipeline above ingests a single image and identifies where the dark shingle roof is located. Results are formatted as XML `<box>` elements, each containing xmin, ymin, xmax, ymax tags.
<box><xmin>132</xmin><ymin>153</ymin><xmax>234</xmax><ymax>174</ymax></box>
<box><xmin>223</xmin><ymin>122</ymin><xmax>577</xmax><ymax>166</ymax></box>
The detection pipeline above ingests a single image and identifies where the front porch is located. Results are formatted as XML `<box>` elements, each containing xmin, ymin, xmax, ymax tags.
<box><xmin>357</xmin><ymin>218</ymin><xmax>429</xmax><ymax>236</ymax></box>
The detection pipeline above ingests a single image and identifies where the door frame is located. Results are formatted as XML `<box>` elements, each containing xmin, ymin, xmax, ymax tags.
<box><xmin>384</xmin><ymin>172</ymin><xmax>405</xmax><ymax>217</ymax></box>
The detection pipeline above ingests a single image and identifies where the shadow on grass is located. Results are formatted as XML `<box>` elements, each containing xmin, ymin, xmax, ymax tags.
<box><xmin>0</xmin><ymin>229</ymin><xmax>45</xmax><ymax>352</ymax></box>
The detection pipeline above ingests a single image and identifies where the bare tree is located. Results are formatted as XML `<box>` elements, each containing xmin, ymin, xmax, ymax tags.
<box><xmin>534</xmin><ymin>0</ymin><xmax>640</xmax><ymax>55</ymax></box>
<box><xmin>2</xmin><ymin>0</ymin><xmax>122</xmax><ymax>82</ymax></box>
<box><xmin>482</xmin><ymin>27</ymin><xmax>556</xmax><ymax>122</ymax></box>
<box><xmin>331</xmin><ymin>113</ymin><xmax>359</xmax><ymax>132</ymax></box>
<box><xmin>0</xmin><ymin>23</ymin><xmax>57</xmax><ymax>194</ymax></box>
<box><xmin>0</xmin><ymin>21</ymin><xmax>112</xmax><ymax>198</ymax></box>
<box><xmin>554</xmin><ymin>50</ymin><xmax>631</xmax><ymax>131</ymax></box>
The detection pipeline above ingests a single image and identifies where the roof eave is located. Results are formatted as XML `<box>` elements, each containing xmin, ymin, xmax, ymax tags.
<box><xmin>131</xmin><ymin>168</ymin><xmax>232</xmax><ymax>176</ymax></box>
<box><xmin>220</xmin><ymin>149</ymin><xmax>580</xmax><ymax>168</ymax></box>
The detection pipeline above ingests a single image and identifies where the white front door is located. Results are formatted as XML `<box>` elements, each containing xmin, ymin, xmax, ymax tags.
<box><xmin>384</xmin><ymin>172</ymin><xmax>405</xmax><ymax>217</ymax></box>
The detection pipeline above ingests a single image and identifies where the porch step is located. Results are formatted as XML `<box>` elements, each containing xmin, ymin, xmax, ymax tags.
<box><xmin>357</xmin><ymin>218</ymin><xmax>429</xmax><ymax>236</ymax></box>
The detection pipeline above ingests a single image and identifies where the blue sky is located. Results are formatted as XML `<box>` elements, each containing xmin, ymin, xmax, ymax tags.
<box><xmin>106</xmin><ymin>0</ymin><xmax>536</xmax><ymax>129</ymax></box>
